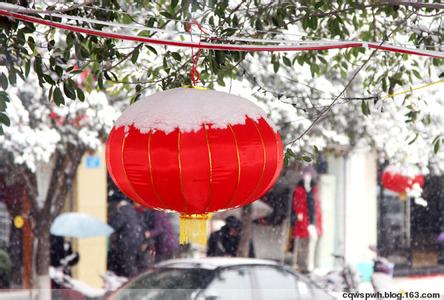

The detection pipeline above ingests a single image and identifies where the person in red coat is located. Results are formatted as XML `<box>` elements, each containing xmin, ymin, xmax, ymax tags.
<box><xmin>292</xmin><ymin>171</ymin><xmax>322</xmax><ymax>273</ymax></box>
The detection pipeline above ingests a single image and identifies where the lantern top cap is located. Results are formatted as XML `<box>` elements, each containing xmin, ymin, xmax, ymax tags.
<box><xmin>114</xmin><ymin>87</ymin><xmax>275</xmax><ymax>134</ymax></box>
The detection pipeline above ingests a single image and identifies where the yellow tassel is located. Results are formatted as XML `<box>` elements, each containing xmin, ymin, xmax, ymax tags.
<box><xmin>399</xmin><ymin>192</ymin><xmax>408</xmax><ymax>201</ymax></box>
<box><xmin>179</xmin><ymin>214</ymin><xmax>209</xmax><ymax>245</ymax></box>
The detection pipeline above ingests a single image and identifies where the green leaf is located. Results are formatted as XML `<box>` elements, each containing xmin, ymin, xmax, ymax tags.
<box><xmin>412</xmin><ymin>69</ymin><xmax>421</xmax><ymax>80</ymax></box>
<box><xmin>63</xmin><ymin>80</ymin><xmax>76</xmax><ymax>100</ymax></box>
<box><xmin>0</xmin><ymin>126</ymin><xmax>4</xmax><ymax>135</ymax></box>
<box><xmin>434</xmin><ymin>139</ymin><xmax>441</xmax><ymax>154</ymax></box>
<box><xmin>33</xmin><ymin>55</ymin><xmax>43</xmax><ymax>75</ymax></box>
<box><xmin>27</xmin><ymin>36</ymin><xmax>35</xmax><ymax>51</ymax></box>
<box><xmin>25</xmin><ymin>59</ymin><xmax>31</xmax><ymax>77</ymax></box>
<box><xmin>407</xmin><ymin>133</ymin><xmax>418</xmax><ymax>145</ymax></box>
<box><xmin>159</xmin><ymin>11</ymin><xmax>173</xmax><ymax>19</ymax></box>
<box><xmin>53</xmin><ymin>87</ymin><xmax>65</xmax><ymax>106</ymax></box>
<box><xmin>43</xmin><ymin>74</ymin><xmax>55</xmax><ymax>85</ymax></box>
<box><xmin>8</xmin><ymin>69</ymin><xmax>16</xmax><ymax>85</ymax></box>
<box><xmin>130</xmin><ymin>93</ymin><xmax>141</xmax><ymax>104</ymax></box>
<box><xmin>171</xmin><ymin>52</ymin><xmax>182</xmax><ymax>62</ymax></box>
<box><xmin>273</xmin><ymin>61</ymin><xmax>280</xmax><ymax>73</ymax></box>
<box><xmin>313</xmin><ymin>145</ymin><xmax>319</xmax><ymax>154</ymax></box>
<box><xmin>171</xmin><ymin>0</ymin><xmax>179</xmax><ymax>9</ymax></box>
<box><xmin>217</xmin><ymin>76</ymin><xmax>225</xmax><ymax>86</ymax></box>
<box><xmin>0</xmin><ymin>73</ymin><xmax>7</xmax><ymax>90</ymax></box>
<box><xmin>145</xmin><ymin>45</ymin><xmax>158</xmax><ymax>55</ymax></box>
<box><xmin>0</xmin><ymin>112</ymin><xmax>10</xmax><ymax>126</ymax></box>
<box><xmin>103</xmin><ymin>71</ymin><xmax>111</xmax><ymax>81</ymax></box>
<box><xmin>361</xmin><ymin>100</ymin><xmax>370</xmax><ymax>116</ymax></box>
<box><xmin>131</xmin><ymin>47</ymin><xmax>140</xmax><ymax>64</ymax></box>
<box><xmin>55</xmin><ymin>65</ymin><xmax>63</xmax><ymax>78</ymax></box>
<box><xmin>48</xmin><ymin>86</ymin><xmax>53</xmax><ymax>102</ymax></box>
<box><xmin>282</xmin><ymin>56</ymin><xmax>292</xmax><ymax>67</ymax></box>
<box><xmin>75</xmin><ymin>44</ymin><xmax>89</xmax><ymax>59</ymax></box>
<box><xmin>138</xmin><ymin>30</ymin><xmax>151</xmax><ymax>37</ymax></box>
<box><xmin>0</xmin><ymin>100</ymin><xmax>6</xmax><ymax>111</ymax></box>
<box><xmin>215</xmin><ymin>51</ymin><xmax>225</xmax><ymax>65</ymax></box>
<box><xmin>308</xmin><ymin>16</ymin><xmax>318</xmax><ymax>30</ymax></box>
<box><xmin>255</xmin><ymin>19</ymin><xmax>264</xmax><ymax>30</ymax></box>
<box><xmin>0</xmin><ymin>92</ymin><xmax>10</xmax><ymax>102</ymax></box>
<box><xmin>76</xmin><ymin>87</ymin><xmax>85</xmax><ymax>102</ymax></box>
<box><xmin>97</xmin><ymin>74</ymin><xmax>104</xmax><ymax>90</ymax></box>
<box><xmin>302</xmin><ymin>155</ymin><xmax>312</xmax><ymax>162</ymax></box>
<box><xmin>286</xmin><ymin>148</ymin><xmax>296</xmax><ymax>157</ymax></box>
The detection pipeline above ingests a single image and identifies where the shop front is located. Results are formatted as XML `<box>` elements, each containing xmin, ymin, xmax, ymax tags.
<box><xmin>378</xmin><ymin>176</ymin><xmax>444</xmax><ymax>275</ymax></box>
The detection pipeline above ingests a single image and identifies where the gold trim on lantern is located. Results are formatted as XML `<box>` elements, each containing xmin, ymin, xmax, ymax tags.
<box><xmin>225</xmin><ymin>125</ymin><xmax>241</xmax><ymax>208</ymax></box>
<box><xmin>203</xmin><ymin>124</ymin><xmax>213</xmax><ymax>213</ymax></box>
<box><xmin>182</xmin><ymin>85</ymin><xmax>208</xmax><ymax>91</ymax></box>
<box><xmin>177</xmin><ymin>130</ymin><xmax>189</xmax><ymax>213</ymax></box>
<box><xmin>245</xmin><ymin>120</ymin><xmax>266</xmax><ymax>201</ymax></box>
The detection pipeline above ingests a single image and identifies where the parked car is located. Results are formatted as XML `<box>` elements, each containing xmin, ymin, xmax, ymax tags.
<box><xmin>108</xmin><ymin>257</ymin><xmax>334</xmax><ymax>300</ymax></box>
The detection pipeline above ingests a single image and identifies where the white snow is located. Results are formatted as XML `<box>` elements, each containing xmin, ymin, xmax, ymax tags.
<box><xmin>114</xmin><ymin>87</ymin><xmax>274</xmax><ymax>134</ymax></box>
<box><xmin>0</xmin><ymin>74</ymin><xmax>119</xmax><ymax>172</ymax></box>
<box><xmin>156</xmin><ymin>257</ymin><xmax>278</xmax><ymax>270</ymax></box>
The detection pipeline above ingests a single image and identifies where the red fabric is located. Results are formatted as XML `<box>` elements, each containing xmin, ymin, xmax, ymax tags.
<box><xmin>381</xmin><ymin>171</ymin><xmax>424</xmax><ymax>194</ymax></box>
<box><xmin>106</xmin><ymin>117</ymin><xmax>283</xmax><ymax>214</ymax></box>
<box><xmin>292</xmin><ymin>185</ymin><xmax>323</xmax><ymax>238</ymax></box>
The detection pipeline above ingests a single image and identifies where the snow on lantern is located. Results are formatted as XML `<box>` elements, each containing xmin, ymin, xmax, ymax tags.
<box><xmin>381</xmin><ymin>167</ymin><xmax>425</xmax><ymax>200</ymax></box>
<box><xmin>106</xmin><ymin>87</ymin><xmax>284</xmax><ymax>244</ymax></box>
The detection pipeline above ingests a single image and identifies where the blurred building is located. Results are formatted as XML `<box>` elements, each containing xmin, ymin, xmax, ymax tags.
<box><xmin>250</xmin><ymin>148</ymin><xmax>378</xmax><ymax>270</ymax></box>
<box><xmin>67</xmin><ymin>148</ymin><xmax>108</xmax><ymax>287</ymax></box>
<box><xmin>0</xmin><ymin>148</ymin><xmax>108</xmax><ymax>288</ymax></box>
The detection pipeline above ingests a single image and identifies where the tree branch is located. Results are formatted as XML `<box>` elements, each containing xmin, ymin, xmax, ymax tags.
<box><xmin>387</xmin><ymin>0</ymin><xmax>444</xmax><ymax>10</ymax></box>
<box><xmin>286</xmin><ymin>9</ymin><xmax>417</xmax><ymax>146</ymax></box>
<box><xmin>50</xmin><ymin>147</ymin><xmax>85</xmax><ymax>221</ymax></box>
<box><xmin>105</xmin><ymin>44</ymin><xmax>143</xmax><ymax>71</ymax></box>
<box><xmin>0</xmin><ymin>0</ymin><xmax>94</xmax><ymax>14</ymax></box>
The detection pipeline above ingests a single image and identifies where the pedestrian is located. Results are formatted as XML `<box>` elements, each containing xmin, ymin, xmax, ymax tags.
<box><xmin>143</xmin><ymin>210</ymin><xmax>179</xmax><ymax>262</ymax></box>
<box><xmin>108</xmin><ymin>199</ymin><xmax>143</xmax><ymax>277</ymax></box>
<box><xmin>134</xmin><ymin>205</ymin><xmax>156</xmax><ymax>271</ymax></box>
<box><xmin>50</xmin><ymin>234</ymin><xmax>80</xmax><ymax>276</ymax></box>
<box><xmin>207</xmin><ymin>215</ymin><xmax>255</xmax><ymax>257</ymax></box>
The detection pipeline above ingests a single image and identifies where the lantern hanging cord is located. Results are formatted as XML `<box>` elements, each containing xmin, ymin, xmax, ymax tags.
<box><xmin>0</xmin><ymin>6</ymin><xmax>444</xmax><ymax>58</ymax></box>
<box><xmin>186</xmin><ymin>19</ymin><xmax>208</xmax><ymax>86</ymax></box>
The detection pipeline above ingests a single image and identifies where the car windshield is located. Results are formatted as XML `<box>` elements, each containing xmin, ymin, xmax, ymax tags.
<box><xmin>113</xmin><ymin>268</ymin><xmax>214</xmax><ymax>300</ymax></box>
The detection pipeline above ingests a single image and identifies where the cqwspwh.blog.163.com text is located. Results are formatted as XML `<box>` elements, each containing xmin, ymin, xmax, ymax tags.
<box><xmin>343</xmin><ymin>291</ymin><xmax>441</xmax><ymax>300</ymax></box>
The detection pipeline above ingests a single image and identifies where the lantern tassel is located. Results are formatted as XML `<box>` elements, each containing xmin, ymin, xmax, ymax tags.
<box><xmin>179</xmin><ymin>214</ymin><xmax>209</xmax><ymax>245</ymax></box>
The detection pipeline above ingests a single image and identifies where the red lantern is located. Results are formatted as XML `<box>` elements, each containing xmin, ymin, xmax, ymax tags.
<box><xmin>106</xmin><ymin>87</ymin><xmax>283</xmax><ymax>244</ymax></box>
<box><xmin>381</xmin><ymin>169</ymin><xmax>424</xmax><ymax>196</ymax></box>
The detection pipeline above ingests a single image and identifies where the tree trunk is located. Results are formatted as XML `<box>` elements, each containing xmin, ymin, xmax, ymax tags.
<box><xmin>237</xmin><ymin>204</ymin><xmax>253</xmax><ymax>257</ymax></box>
<box><xmin>35</xmin><ymin>225</ymin><xmax>50</xmax><ymax>300</ymax></box>
<box><xmin>22</xmin><ymin>190</ymin><xmax>33</xmax><ymax>289</ymax></box>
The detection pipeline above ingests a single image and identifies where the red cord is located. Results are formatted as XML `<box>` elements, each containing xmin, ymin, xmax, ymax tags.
<box><xmin>0</xmin><ymin>10</ymin><xmax>442</xmax><ymax>58</ymax></box>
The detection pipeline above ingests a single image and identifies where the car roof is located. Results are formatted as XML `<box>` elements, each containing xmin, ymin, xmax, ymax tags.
<box><xmin>156</xmin><ymin>257</ymin><xmax>280</xmax><ymax>270</ymax></box>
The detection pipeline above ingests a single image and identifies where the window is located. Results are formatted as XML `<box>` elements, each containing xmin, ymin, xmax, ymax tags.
<box><xmin>0</xmin><ymin>203</ymin><xmax>10</xmax><ymax>249</ymax></box>
<box><xmin>252</xmin><ymin>266</ymin><xmax>306</xmax><ymax>300</ymax></box>
<box><xmin>199</xmin><ymin>268</ymin><xmax>253</xmax><ymax>300</ymax></box>
<box><xmin>114</xmin><ymin>268</ymin><xmax>213</xmax><ymax>300</ymax></box>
